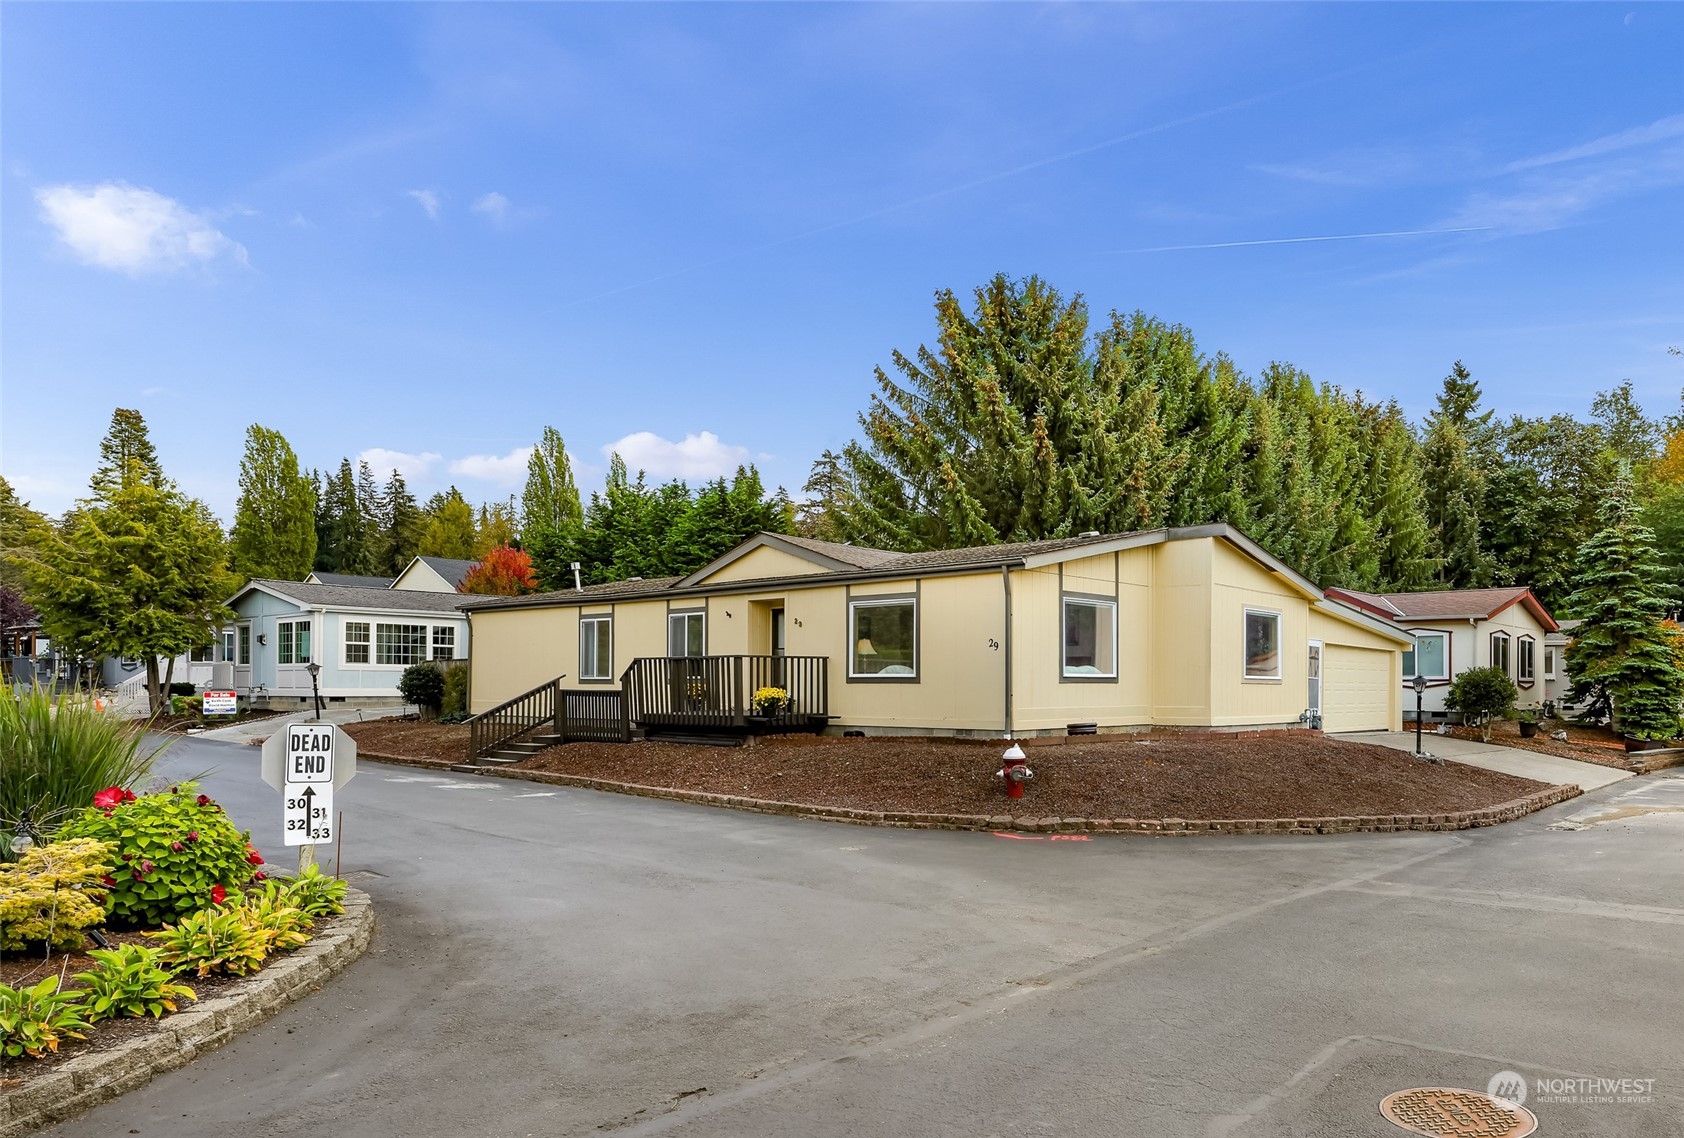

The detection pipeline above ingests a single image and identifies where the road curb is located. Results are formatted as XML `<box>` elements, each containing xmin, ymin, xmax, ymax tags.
<box><xmin>356</xmin><ymin>755</ymin><xmax>1582</xmax><ymax>836</ymax></box>
<box><xmin>0</xmin><ymin>888</ymin><xmax>375</xmax><ymax>1138</ymax></box>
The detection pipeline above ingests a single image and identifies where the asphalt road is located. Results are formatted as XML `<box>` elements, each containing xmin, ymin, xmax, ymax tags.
<box><xmin>40</xmin><ymin>736</ymin><xmax>1684</xmax><ymax>1138</ymax></box>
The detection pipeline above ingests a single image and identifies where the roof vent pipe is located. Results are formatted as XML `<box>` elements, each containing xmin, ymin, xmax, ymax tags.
<box><xmin>1078</xmin><ymin>531</ymin><xmax>1100</xmax><ymax>538</ymax></box>
<box><xmin>571</xmin><ymin>562</ymin><xmax>582</xmax><ymax>592</ymax></box>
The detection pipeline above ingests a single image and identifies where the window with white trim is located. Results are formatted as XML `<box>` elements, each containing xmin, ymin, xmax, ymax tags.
<box><xmin>1062</xmin><ymin>597</ymin><xmax>1117</xmax><ymax>678</ymax></box>
<box><xmin>1517</xmin><ymin>636</ymin><xmax>1535</xmax><ymax>682</ymax></box>
<box><xmin>580</xmin><ymin>615</ymin><xmax>612</xmax><ymax>680</ymax></box>
<box><xmin>667</xmin><ymin>611</ymin><xmax>705</xmax><ymax>658</ymax></box>
<box><xmin>376</xmin><ymin>623</ymin><xmax>428</xmax><ymax>666</ymax></box>
<box><xmin>432</xmin><ymin>626</ymin><xmax>456</xmax><ymax>661</ymax></box>
<box><xmin>221</xmin><ymin>630</ymin><xmax>236</xmax><ymax>662</ymax></box>
<box><xmin>277</xmin><ymin>620</ymin><xmax>313</xmax><ymax>665</ymax></box>
<box><xmin>1490</xmin><ymin>631</ymin><xmax>1511</xmax><ymax>674</ymax></box>
<box><xmin>1544</xmin><ymin>646</ymin><xmax>1557</xmax><ymax>679</ymax></box>
<box><xmin>190</xmin><ymin>644</ymin><xmax>215</xmax><ymax>662</ymax></box>
<box><xmin>850</xmin><ymin>598</ymin><xmax>916</xmax><ymax>678</ymax></box>
<box><xmin>1243</xmin><ymin>609</ymin><xmax>1281</xmax><ymax>680</ymax></box>
<box><xmin>1402</xmin><ymin>631</ymin><xmax>1448</xmax><ymax>680</ymax></box>
<box><xmin>344</xmin><ymin>621</ymin><xmax>371</xmax><ymax>665</ymax></box>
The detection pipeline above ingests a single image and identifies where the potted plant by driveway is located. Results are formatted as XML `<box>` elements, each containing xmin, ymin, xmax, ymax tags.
<box><xmin>1517</xmin><ymin>708</ymin><xmax>1539</xmax><ymax>738</ymax></box>
<box><xmin>751</xmin><ymin>686</ymin><xmax>790</xmax><ymax>718</ymax></box>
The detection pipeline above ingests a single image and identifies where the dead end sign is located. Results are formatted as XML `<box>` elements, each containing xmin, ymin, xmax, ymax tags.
<box><xmin>260</xmin><ymin>722</ymin><xmax>358</xmax><ymax>848</ymax></box>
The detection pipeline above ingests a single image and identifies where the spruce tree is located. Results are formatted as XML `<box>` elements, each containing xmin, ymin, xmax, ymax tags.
<box><xmin>1420</xmin><ymin>364</ymin><xmax>1495</xmax><ymax>587</ymax></box>
<box><xmin>230</xmin><ymin>425</ymin><xmax>317</xmax><ymax>580</ymax></box>
<box><xmin>1563</xmin><ymin>467</ymin><xmax>1684</xmax><ymax>737</ymax></box>
<box><xmin>90</xmin><ymin>408</ymin><xmax>163</xmax><ymax>495</ymax></box>
<box><xmin>380</xmin><ymin>470</ymin><xmax>425</xmax><ymax>574</ymax></box>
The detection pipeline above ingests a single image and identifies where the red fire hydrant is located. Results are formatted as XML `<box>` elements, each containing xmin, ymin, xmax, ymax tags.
<box><xmin>998</xmin><ymin>743</ymin><xmax>1033</xmax><ymax>799</ymax></box>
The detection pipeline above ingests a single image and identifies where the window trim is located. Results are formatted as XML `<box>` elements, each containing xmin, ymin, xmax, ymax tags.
<box><xmin>666</xmin><ymin>609</ymin><xmax>707</xmax><ymax>659</ymax></box>
<box><xmin>1543</xmin><ymin>645</ymin><xmax>1557</xmax><ymax>680</ymax></box>
<box><xmin>846</xmin><ymin>594</ymin><xmax>919</xmax><ymax>683</ymax></box>
<box><xmin>579</xmin><ymin>614</ymin><xmax>614</xmax><ymax>682</ymax></box>
<box><xmin>1516</xmin><ymin>634</ymin><xmax>1536</xmax><ymax>686</ymax></box>
<box><xmin>1060</xmin><ymin>593</ymin><xmax>1119</xmax><ymax>683</ymax></box>
<box><xmin>237</xmin><ymin>624</ymin><xmax>251</xmax><ymax>666</ymax></box>
<box><xmin>343</xmin><ymin>621</ymin><xmax>371</xmax><ymax>666</ymax></box>
<box><xmin>1402</xmin><ymin>629</ymin><xmax>1451</xmax><ymax>684</ymax></box>
<box><xmin>373</xmin><ymin>621</ymin><xmax>430</xmax><ymax>668</ymax></box>
<box><xmin>277</xmin><ymin>619</ymin><xmax>313</xmax><ymax>666</ymax></box>
<box><xmin>431</xmin><ymin>625</ymin><xmax>456</xmax><ymax>661</ymax></box>
<box><xmin>1242</xmin><ymin>607</ymin><xmax>1283</xmax><ymax>683</ymax></box>
<box><xmin>1489</xmin><ymin>630</ymin><xmax>1512</xmax><ymax>675</ymax></box>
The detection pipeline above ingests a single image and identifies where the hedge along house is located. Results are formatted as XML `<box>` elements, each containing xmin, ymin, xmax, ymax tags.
<box><xmin>1323</xmin><ymin>586</ymin><xmax>1560</xmax><ymax>723</ymax></box>
<box><xmin>461</xmin><ymin>525</ymin><xmax>1410</xmax><ymax>752</ymax></box>
<box><xmin>226</xmin><ymin>580</ymin><xmax>472</xmax><ymax>708</ymax></box>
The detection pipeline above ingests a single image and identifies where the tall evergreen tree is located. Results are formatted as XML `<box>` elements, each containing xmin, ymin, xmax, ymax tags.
<box><xmin>90</xmin><ymin>408</ymin><xmax>163</xmax><ymax>495</ymax></box>
<box><xmin>1419</xmin><ymin>363</ymin><xmax>1495</xmax><ymax>587</ymax></box>
<box><xmin>419</xmin><ymin>488</ymin><xmax>478</xmax><ymax>560</ymax></box>
<box><xmin>475</xmin><ymin>498</ymin><xmax>520</xmax><ymax>556</ymax></box>
<box><xmin>230</xmin><ymin>425</ymin><xmax>317</xmax><ymax>580</ymax></box>
<box><xmin>314</xmin><ymin>459</ymin><xmax>373</xmax><ymax>574</ymax></box>
<box><xmin>1563</xmin><ymin>467</ymin><xmax>1684</xmax><ymax>737</ymax></box>
<box><xmin>380</xmin><ymin>470</ymin><xmax>425</xmax><ymax>574</ymax></box>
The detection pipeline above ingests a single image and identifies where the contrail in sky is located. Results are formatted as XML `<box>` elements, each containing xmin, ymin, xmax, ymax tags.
<box><xmin>1112</xmin><ymin>226</ymin><xmax>1493</xmax><ymax>253</ymax></box>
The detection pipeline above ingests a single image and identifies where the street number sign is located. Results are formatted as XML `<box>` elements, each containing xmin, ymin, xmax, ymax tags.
<box><xmin>260</xmin><ymin>722</ymin><xmax>357</xmax><ymax>849</ymax></box>
<box><xmin>202</xmin><ymin>690</ymin><xmax>237</xmax><ymax>716</ymax></box>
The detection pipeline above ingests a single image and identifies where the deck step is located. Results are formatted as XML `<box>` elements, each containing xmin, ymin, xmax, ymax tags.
<box><xmin>641</xmin><ymin>733</ymin><xmax>746</xmax><ymax>748</ymax></box>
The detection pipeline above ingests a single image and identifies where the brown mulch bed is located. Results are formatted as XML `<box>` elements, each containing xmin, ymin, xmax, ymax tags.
<box><xmin>1443</xmin><ymin>719</ymin><xmax>1657</xmax><ymax>770</ymax></box>
<box><xmin>343</xmin><ymin>717</ymin><xmax>469</xmax><ymax>763</ymax></box>
<box><xmin>146</xmin><ymin>709</ymin><xmax>284</xmax><ymax>734</ymax></box>
<box><xmin>506</xmin><ymin>731</ymin><xmax>1548</xmax><ymax>821</ymax></box>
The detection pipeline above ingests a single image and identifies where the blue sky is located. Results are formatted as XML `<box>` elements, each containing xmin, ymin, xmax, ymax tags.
<box><xmin>4</xmin><ymin>3</ymin><xmax>1681</xmax><ymax>522</ymax></box>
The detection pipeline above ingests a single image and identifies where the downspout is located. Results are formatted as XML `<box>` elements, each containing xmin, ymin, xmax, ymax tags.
<box><xmin>1001</xmin><ymin>565</ymin><xmax>1013</xmax><ymax>738</ymax></box>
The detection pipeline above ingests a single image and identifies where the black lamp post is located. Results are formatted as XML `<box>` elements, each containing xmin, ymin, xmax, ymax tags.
<box><xmin>1412</xmin><ymin>673</ymin><xmax>1428</xmax><ymax>757</ymax></box>
<box><xmin>306</xmin><ymin>661</ymin><xmax>324</xmax><ymax>720</ymax></box>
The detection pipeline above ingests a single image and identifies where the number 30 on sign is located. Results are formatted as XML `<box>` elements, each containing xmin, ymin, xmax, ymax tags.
<box><xmin>283</xmin><ymin>782</ymin><xmax>334</xmax><ymax>845</ymax></box>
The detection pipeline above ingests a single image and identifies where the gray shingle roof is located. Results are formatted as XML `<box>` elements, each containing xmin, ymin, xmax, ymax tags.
<box><xmin>415</xmin><ymin>557</ymin><xmax>478</xmax><ymax>588</ymax></box>
<box><xmin>239</xmin><ymin>580</ymin><xmax>471</xmax><ymax>615</ymax></box>
<box><xmin>461</xmin><ymin>576</ymin><xmax>685</xmax><ymax>610</ymax></box>
<box><xmin>306</xmin><ymin>572</ymin><xmax>396</xmax><ymax>588</ymax></box>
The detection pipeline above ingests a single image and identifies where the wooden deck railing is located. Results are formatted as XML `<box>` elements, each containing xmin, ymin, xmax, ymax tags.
<box><xmin>623</xmin><ymin>655</ymin><xmax>828</xmax><ymax>732</ymax></box>
<box><xmin>468</xmin><ymin>677</ymin><xmax>634</xmax><ymax>757</ymax></box>
<box><xmin>467</xmin><ymin>677</ymin><xmax>561</xmax><ymax>758</ymax></box>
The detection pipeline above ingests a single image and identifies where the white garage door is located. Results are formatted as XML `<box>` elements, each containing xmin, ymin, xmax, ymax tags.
<box><xmin>1322</xmin><ymin>645</ymin><xmax>1393</xmax><ymax>732</ymax></box>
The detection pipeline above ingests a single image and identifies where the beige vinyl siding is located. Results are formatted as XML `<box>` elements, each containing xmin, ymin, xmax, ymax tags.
<box><xmin>1150</xmin><ymin>538</ymin><xmax>1215</xmax><ymax>725</ymax></box>
<box><xmin>392</xmin><ymin>562</ymin><xmax>456</xmax><ymax>592</ymax></box>
<box><xmin>1208</xmin><ymin>541</ymin><xmax>1315</xmax><ymax>727</ymax></box>
<box><xmin>699</xmin><ymin>545</ymin><xmax>837</xmax><ymax>584</ymax></box>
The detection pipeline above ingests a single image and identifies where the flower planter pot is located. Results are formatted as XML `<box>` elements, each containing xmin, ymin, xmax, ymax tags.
<box><xmin>1623</xmin><ymin>736</ymin><xmax>1661</xmax><ymax>753</ymax></box>
<box><xmin>1518</xmin><ymin>721</ymin><xmax>1538</xmax><ymax>738</ymax></box>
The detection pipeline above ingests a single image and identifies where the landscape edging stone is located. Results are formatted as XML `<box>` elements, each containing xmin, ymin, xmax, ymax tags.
<box><xmin>1</xmin><ymin>887</ymin><xmax>374</xmax><ymax>1138</ymax></box>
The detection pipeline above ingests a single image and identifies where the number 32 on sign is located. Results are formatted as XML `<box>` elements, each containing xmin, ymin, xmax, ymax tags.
<box><xmin>283</xmin><ymin>725</ymin><xmax>335</xmax><ymax>846</ymax></box>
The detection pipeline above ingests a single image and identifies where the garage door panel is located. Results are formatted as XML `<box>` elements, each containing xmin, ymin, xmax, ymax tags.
<box><xmin>1323</xmin><ymin>645</ymin><xmax>1392</xmax><ymax>733</ymax></box>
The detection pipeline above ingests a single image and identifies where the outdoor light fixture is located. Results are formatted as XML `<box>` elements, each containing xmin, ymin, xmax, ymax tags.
<box><xmin>11</xmin><ymin>814</ymin><xmax>34</xmax><ymax>856</ymax></box>
<box><xmin>1411</xmin><ymin>674</ymin><xmax>1430</xmax><ymax>760</ymax></box>
<box><xmin>257</xmin><ymin>633</ymin><xmax>267</xmax><ymax>646</ymax></box>
<box><xmin>306</xmin><ymin>661</ymin><xmax>324</xmax><ymax>720</ymax></box>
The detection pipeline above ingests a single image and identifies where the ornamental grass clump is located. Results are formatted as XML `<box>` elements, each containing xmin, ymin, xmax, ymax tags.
<box><xmin>0</xmin><ymin>686</ymin><xmax>168</xmax><ymax>858</ymax></box>
<box><xmin>0</xmin><ymin>837</ymin><xmax>116</xmax><ymax>951</ymax></box>
<box><xmin>57</xmin><ymin>782</ymin><xmax>265</xmax><ymax>928</ymax></box>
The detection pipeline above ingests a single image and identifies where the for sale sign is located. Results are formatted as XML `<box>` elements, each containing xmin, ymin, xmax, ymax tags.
<box><xmin>202</xmin><ymin>690</ymin><xmax>238</xmax><ymax>716</ymax></box>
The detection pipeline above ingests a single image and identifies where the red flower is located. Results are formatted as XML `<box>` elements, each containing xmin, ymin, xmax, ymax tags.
<box><xmin>140</xmin><ymin>860</ymin><xmax>154</xmax><ymax>875</ymax></box>
<box><xmin>123</xmin><ymin>789</ymin><xmax>136</xmax><ymax>803</ymax></box>
<box><xmin>100</xmin><ymin>874</ymin><xmax>117</xmax><ymax>887</ymax></box>
<box><xmin>187</xmin><ymin>831</ymin><xmax>199</xmax><ymax>842</ymax></box>
<box><xmin>252</xmin><ymin>871</ymin><xmax>267</xmax><ymax>881</ymax></box>
<box><xmin>92</xmin><ymin>786</ymin><xmax>127</xmax><ymax>809</ymax></box>
<box><xmin>210</xmin><ymin>884</ymin><xmax>227</xmax><ymax>905</ymax></box>
<box><xmin>196</xmin><ymin>794</ymin><xmax>211</xmax><ymax>807</ymax></box>
<box><xmin>131</xmin><ymin>870</ymin><xmax>143</xmax><ymax>881</ymax></box>
<box><xmin>171</xmin><ymin>841</ymin><xmax>184</xmax><ymax>852</ymax></box>
<box><xmin>246</xmin><ymin>846</ymin><xmax>264</xmax><ymax>865</ymax></box>
<box><xmin>120</xmin><ymin>852</ymin><xmax>132</xmax><ymax>861</ymax></box>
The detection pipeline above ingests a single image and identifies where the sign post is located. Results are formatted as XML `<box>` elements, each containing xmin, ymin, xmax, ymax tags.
<box><xmin>261</xmin><ymin>721</ymin><xmax>357</xmax><ymax>874</ymax></box>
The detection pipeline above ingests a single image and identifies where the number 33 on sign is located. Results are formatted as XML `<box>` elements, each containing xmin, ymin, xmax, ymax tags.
<box><xmin>283</xmin><ymin>783</ymin><xmax>333</xmax><ymax>845</ymax></box>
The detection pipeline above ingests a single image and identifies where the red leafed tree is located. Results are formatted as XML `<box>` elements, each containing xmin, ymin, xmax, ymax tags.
<box><xmin>459</xmin><ymin>545</ymin><xmax>537</xmax><ymax>596</ymax></box>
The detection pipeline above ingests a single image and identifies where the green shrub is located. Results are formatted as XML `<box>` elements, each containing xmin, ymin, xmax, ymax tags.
<box><xmin>72</xmin><ymin>944</ymin><xmax>196</xmax><ymax>1021</ymax></box>
<box><xmin>280</xmin><ymin>863</ymin><xmax>347</xmax><ymax>920</ymax></box>
<box><xmin>145</xmin><ymin>903</ymin><xmax>269</xmax><ymax>977</ymax></box>
<box><xmin>1444</xmin><ymin>666</ymin><xmax>1519</xmax><ymax>742</ymax></box>
<box><xmin>398</xmin><ymin>662</ymin><xmax>446</xmax><ymax>716</ymax></box>
<box><xmin>0</xmin><ymin>686</ymin><xmax>169</xmax><ymax>858</ymax></box>
<box><xmin>0</xmin><ymin>976</ymin><xmax>90</xmax><ymax>1059</ymax></box>
<box><xmin>168</xmin><ymin>682</ymin><xmax>197</xmax><ymax>697</ymax></box>
<box><xmin>0</xmin><ymin>837</ymin><xmax>116</xmax><ymax>951</ymax></box>
<box><xmin>440</xmin><ymin>665</ymin><xmax>469</xmax><ymax>719</ymax></box>
<box><xmin>57</xmin><ymin>782</ymin><xmax>264</xmax><ymax>928</ymax></box>
<box><xmin>169</xmin><ymin>694</ymin><xmax>204</xmax><ymax>717</ymax></box>
<box><xmin>245</xmin><ymin>887</ymin><xmax>312</xmax><ymax>953</ymax></box>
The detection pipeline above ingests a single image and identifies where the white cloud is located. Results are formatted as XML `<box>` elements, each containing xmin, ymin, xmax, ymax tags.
<box><xmin>1445</xmin><ymin>145</ymin><xmax>1684</xmax><ymax>235</ymax></box>
<box><xmin>357</xmin><ymin>447</ymin><xmax>441</xmax><ymax>482</ymax></box>
<box><xmin>35</xmin><ymin>182</ymin><xmax>247</xmax><ymax>275</ymax></box>
<box><xmin>604</xmin><ymin>431</ymin><xmax>752</xmax><ymax>480</ymax></box>
<box><xmin>407</xmin><ymin>189</ymin><xmax>442</xmax><ymax>220</ymax></box>
<box><xmin>471</xmin><ymin>191</ymin><xmax>510</xmax><ymax>225</ymax></box>
<box><xmin>448</xmin><ymin>446</ymin><xmax>534</xmax><ymax>487</ymax></box>
<box><xmin>1505</xmin><ymin>112</ymin><xmax>1684</xmax><ymax>173</ymax></box>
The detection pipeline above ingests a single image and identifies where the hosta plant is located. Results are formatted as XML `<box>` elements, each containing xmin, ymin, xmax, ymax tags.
<box><xmin>0</xmin><ymin>976</ymin><xmax>91</xmax><ymax>1059</ymax></box>
<box><xmin>281</xmin><ymin>864</ymin><xmax>348</xmax><ymax>920</ymax></box>
<box><xmin>145</xmin><ymin>904</ymin><xmax>270</xmax><ymax>978</ymax></box>
<box><xmin>58</xmin><ymin>782</ymin><xmax>264</xmax><ymax>928</ymax></box>
<box><xmin>73</xmin><ymin>944</ymin><xmax>197</xmax><ymax>1021</ymax></box>
<box><xmin>0</xmin><ymin>837</ymin><xmax>115</xmax><ymax>951</ymax></box>
<box><xmin>245</xmin><ymin>888</ymin><xmax>312</xmax><ymax>954</ymax></box>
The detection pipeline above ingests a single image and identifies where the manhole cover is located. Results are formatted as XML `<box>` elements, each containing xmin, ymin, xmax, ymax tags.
<box><xmin>1379</xmin><ymin>1088</ymin><xmax>1537</xmax><ymax>1137</ymax></box>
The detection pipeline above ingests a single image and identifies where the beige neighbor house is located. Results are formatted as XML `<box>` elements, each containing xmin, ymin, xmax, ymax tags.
<box><xmin>1323</xmin><ymin>586</ymin><xmax>1560</xmax><ymax>724</ymax></box>
<box><xmin>462</xmin><ymin>525</ymin><xmax>1411</xmax><ymax>741</ymax></box>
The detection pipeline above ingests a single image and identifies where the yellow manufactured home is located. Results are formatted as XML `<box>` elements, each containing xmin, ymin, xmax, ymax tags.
<box><xmin>462</xmin><ymin>525</ymin><xmax>1410</xmax><ymax>739</ymax></box>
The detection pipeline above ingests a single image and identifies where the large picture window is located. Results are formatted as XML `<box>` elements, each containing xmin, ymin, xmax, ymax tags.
<box><xmin>277</xmin><ymin>620</ymin><xmax>311</xmax><ymax>665</ymax></box>
<box><xmin>344</xmin><ymin>621</ymin><xmax>371</xmax><ymax>665</ymax></box>
<box><xmin>1062</xmin><ymin>598</ymin><xmax>1117</xmax><ymax>679</ymax></box>
<box><xmin>581</xmin><ymin>615</ymin><xmax>613</xmax><ymax>680</ymax></box>
<box><xmin>850</xmin><ymin>598</ymin><xmax>916</xmax><ymax>678</ymax></box>
<box><xmin>376</xmin><ymin>623</ymin><xmax>428</xmax><ymax>666</ymax></box>
<box><xmin>1402</xmin><ymin>631</ymin><xmax>1448</xmax><ymax>680</ymax></box>
<box><xmin>667</xmin><ymin>611</ymin><xmax>705</xmax><ymax>658</ymax></box>
<box><xmin>432</xmin><ymin>626</ymin><xmax>456</xmax><ymax>661</ymax></box>
<box><xmin>1517</xmin><ymin>636</ymin><xmax>1535</xmax><ymax>682</ymax></box>
<box><xmin>1243</xmin><ymin>609</ymin><xmax>1281</xmax><ymax>680</ymax></box>
<box><xmin>1490</xmin><ymin>631</ymin><xmax>1511</xmax><ymax>674</ymax></box>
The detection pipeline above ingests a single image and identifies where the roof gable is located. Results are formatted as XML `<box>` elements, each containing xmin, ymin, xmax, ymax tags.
<box><xmin>229</xmin><ymin>579</ymin><xmax>469</xmax><ymax>616</ymax></box>
<box><xmin>1324</xmin><ymin>586</ymin><xmax>1558</xmax><ymax>631</ymax></box>
<box><xmin>392</xmin><ymin>556</ymin><xmax>477</xmax><ymax>592</ymax></box>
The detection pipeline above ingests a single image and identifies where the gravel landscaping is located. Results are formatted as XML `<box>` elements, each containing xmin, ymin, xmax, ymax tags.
<box><xmin>344</xmin><ymin>720</ymin><xmax>1550</xmax><ymax>820</ymax></box>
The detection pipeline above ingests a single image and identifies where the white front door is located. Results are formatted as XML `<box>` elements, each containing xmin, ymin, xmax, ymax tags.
<box><xmin>1307</xmin><ymin>641</ymin><xmax>1323</xmax><ymax>718</ymax></box>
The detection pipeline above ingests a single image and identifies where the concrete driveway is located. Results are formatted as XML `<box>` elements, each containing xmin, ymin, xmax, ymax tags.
<box><xmin>1333</xmin><ymin>729</ymin><xmax>1635</xmax><ymax>790</ymax></box>
<box><xmin>41</xmin><ymin>737</ymin><xmax>1683</xmax><ymax>1138</ymax></box>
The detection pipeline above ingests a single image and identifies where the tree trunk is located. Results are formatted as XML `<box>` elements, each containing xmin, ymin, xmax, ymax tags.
<box><xmin>163</xmin><ymin>656</ymin><xmax>176</xmax><ymax>710</ymax></box>
<box><xmin>145</xmin><ymin>656</ymin><xmax>162</xmax><ymax>716</ymax></box>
